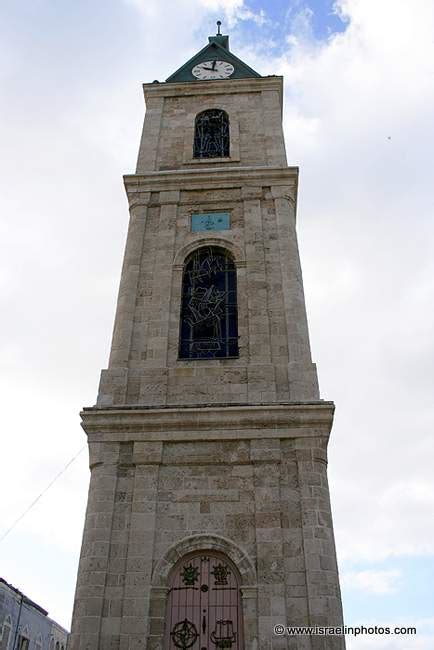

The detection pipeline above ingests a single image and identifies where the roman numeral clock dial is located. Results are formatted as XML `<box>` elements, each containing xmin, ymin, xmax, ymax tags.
<box><xmin>192</xmin><ymin>60</ymin><xmax>235</xmax><ymax>80</ymax></box>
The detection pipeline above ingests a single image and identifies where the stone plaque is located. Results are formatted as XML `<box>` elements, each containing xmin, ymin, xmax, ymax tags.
<box><xmin>191</xmin><ymin>212</ymin><xmax>230</xmax><ymax>232</ymax></box>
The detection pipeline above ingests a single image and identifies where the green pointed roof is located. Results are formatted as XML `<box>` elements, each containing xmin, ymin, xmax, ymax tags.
<box><xmin>166</xmin><ymin>31</ymin><xmax>260</xmax><ymax>83</ymax></box>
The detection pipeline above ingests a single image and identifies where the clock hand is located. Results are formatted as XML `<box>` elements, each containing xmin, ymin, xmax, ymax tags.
<box><xmin>211</xmin><ymin>60</ymin><xmax>216</xmax><ymax>71</ymax></box>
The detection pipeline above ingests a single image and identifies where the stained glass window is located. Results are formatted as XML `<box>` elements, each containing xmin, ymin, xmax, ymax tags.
<box><xmin>179</xmin><ymin>247</ymin><xmax>238</xmax><ymax>359</ymax></box>
<box><xmin>193</xmin><ymin>109</ymin><xmax>229</xmax><ymax>158</ymax></box>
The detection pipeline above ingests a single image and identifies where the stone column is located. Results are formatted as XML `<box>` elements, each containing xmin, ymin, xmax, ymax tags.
<box><xmin>98</xmin><ymin>194</ymin><xmax>151</xmax><ymax>406</ymax></box>
<box><xmin>109</xmin><ymin>194</ymin><xmax>151</xmax><ymax>368</ymax></box>
<box><xmin>69</xmin><ymin>443</ymin><xmax>119</xmax><ymax>650</ymax></box>
<box><xmin>97</xmin><ymin>443</ymin><xmax>135</xmax><ymax>649</ymax></box>
<box><xmin>126</xmin><ymin>442</ymin><xmax>162</xmax><ymax>649</ymax></box>
<box><xmin>137</xmin><ymin>191</ymin><xmax>178</xmax><ymax>406</ymax></box>
<box><xmin>251</xmin><ymin>439</ymin><xmax>286</xmax><ymax>650</ymax></box>
<box><xmin>234</xmin><ymin>261</ymin><xmax>248</xmax><ymax>360</ymax></box>
<box><xmin>296</xmin><ymin>437</ymin><xmax>345</xmax><ymax>650</ymax></box>
<box><xmin>243</xmin><ymin>186</ymin><xmax>271</xmax><ymax>365</ymax></box>
<box><xmin>272</xmin><ymin>186</ymin><xmax>319</xmax><ymax>400</ymax></box>
<box><xmin>261</xmin><ymin>89</ymin><xmax>287</xmax><ymax>166</ymax></box>
<box><xmin>136</xmin><ymin>95</ymin><xmax>164</xmax><ymax>173</ymax></box>
<box><xmin>240</xmin><ymin>586</ymin><xmax>259</xmax><ymax>649</ymax></box>
<box><xmin>243</xmin><ymin>185</ymin><xmax>277</xmax><ymax>404</ymax></box>
<box><xmin>150</xmin><ymin>191</ymin><xmax>179</xmax><ymax>368</ymax></box>
<box><xmin>280</xmin><ymin>438</ymin><xmax>312</xmax><ymax>650</ymax></box>
<box><xmin>147</xmin><ymin>587</ymin><xmax>169</xmax><ymax>649</ymax></box>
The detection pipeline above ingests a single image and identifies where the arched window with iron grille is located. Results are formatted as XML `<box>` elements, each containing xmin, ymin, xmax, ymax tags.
<box><xmin>193</xmin><ymin>109</ymin><xmax>229</xmax><ymax>158</ymax></box>
<box><xmin>179</xmin><ymin>247</ymin><xmax>238</xmax><ymax>359</ymax></box>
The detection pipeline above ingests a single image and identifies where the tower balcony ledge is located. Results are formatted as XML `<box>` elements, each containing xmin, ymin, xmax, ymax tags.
<box><xmin>123</xmin><ymin>165</ymin><xmax>298</xmax><ymax>196</ymax></box>
<box><xmin>142</xmin><ymin>75</ymin><xmax>284</xmax><ymax>106</ymax></box>
<box><xmin>80</xmin><ymin>400</ymin><xmax>335</xmax><ymax>443</ymax></box>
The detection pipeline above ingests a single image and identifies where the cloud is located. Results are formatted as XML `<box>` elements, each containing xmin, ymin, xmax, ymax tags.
<box><xmin>347</xmin><ymin>635</ymin><xmax>433</xmax><ymax>650</ymax></box>
<box><xmin>341</xmin><ymin>569</ymin><xmax>401</xmax><ymax>594</ymax></box>
<box><xmin>246</xmin><ymin>0</ymin><xmax>434</xmax><ymax>564</ymax></box>
<box><xmin>346</xmin><ymin>618</ymin><xmax>434</xmax><ymax>650</ymax></box>
<box><xmin>286</xmin><ymin>6</ymin><xmax>316</xmax><ymax>46</ymax></box>
<box><xmin>126</xmin><ymin>0</ymin><xmax>266</xmax><ymax>30</ymax></box>
<box><xmin>197</xmin><ymin>0</ymin><xmax>268</xmax><ymax>27</ymax></box>
<box><xmin>1</xmin><ymin>0</ymin><xmax>433</xmax><ymax>638</ymax></box>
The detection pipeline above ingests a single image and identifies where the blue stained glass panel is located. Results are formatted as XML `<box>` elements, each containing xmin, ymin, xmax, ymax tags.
<box><xmin>191</xmin><ymin>212</ymin><xmax>230</xmax><ymax>232</ymax></box>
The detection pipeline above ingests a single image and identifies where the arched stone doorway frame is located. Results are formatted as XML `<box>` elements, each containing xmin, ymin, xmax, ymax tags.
<box><xmin>148</xmin><ymin>534</ymin><xmax>258</xmax><ymax>649</ymax></box>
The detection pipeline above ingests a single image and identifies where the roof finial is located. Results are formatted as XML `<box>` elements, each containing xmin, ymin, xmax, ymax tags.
<box><xmin>216</xmin><ymin>20</ymin><xmax>222</xmax><ymax>35</ymax></box>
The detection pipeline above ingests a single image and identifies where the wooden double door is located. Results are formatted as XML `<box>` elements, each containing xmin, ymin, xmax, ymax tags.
<box><xmin>165</xmin><ymin>551</ymin><xmax>244</xmax><ymax>649</ymax></box>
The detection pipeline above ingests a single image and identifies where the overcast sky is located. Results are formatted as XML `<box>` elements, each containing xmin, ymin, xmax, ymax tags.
<box><xmin>1</xmin><ymin>1</ymin><xmax>433</xmax><ymax>648</ymax></box>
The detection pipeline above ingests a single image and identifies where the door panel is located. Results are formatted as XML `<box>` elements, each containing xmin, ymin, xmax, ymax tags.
<box><xmin>165</xmin><ymin>552</ymin><xmax>243</xmax><ymax>649</ymax></box>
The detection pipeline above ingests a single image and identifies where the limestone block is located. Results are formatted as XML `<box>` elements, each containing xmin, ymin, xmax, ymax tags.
<box><xmin>133</xmin><ymin>442</ymin><xmax>163</xmax><ymax>465</ymax></box>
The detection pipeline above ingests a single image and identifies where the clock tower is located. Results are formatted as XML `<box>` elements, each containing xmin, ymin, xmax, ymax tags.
<box><xmin>70</xmin><ymin>25</ymin><xmax>345</xmax><ymax>650</ymax></box>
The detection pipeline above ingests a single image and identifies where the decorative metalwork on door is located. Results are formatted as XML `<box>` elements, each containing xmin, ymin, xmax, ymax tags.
<box><xmin>193</xmin><ymin>110</ymin><xmax>230</xmax><ymax>158</ymax></box>
<box><xmin>179</xmin><ymin>247</ymin><xmax>238</xmax><ymax>359</ymax></box>
<box><xmin>165</xmin><ymin>552</ymin><xmax>244</xmax><ymax>649</ymax></box>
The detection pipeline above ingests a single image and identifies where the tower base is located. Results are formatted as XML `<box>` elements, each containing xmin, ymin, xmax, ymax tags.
<box><xmin>69</xmin><ymin>402</ymin><xmax>345</xmax><ymax>649</ymax></box>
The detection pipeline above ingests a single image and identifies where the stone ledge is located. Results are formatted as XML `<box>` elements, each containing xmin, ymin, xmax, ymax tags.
<box><xmin>142</xmin><ymin>76</ymin><xmax>283</xmax><ymax>108</ymax></box>
<box><xmin>80</xmin><ymin>401</ymin><xmax>334</xmax><ymax>442</ymax></box>
<box><xmin>123</xmin><ymin>165</ymin><xmax>298</xmax><ymax>195</ymax></box>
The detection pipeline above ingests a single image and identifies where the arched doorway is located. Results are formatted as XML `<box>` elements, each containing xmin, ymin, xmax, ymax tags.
<box><xmin>164</xmin><ymin>551</ymin><xmax>244</xmax><ymax>649</ymax></box>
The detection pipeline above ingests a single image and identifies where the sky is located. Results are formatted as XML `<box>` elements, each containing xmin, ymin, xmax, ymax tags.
<box><xmin>0</xmin><ymin>0</ymin><xmax>433</xmax><ymax>647</ymax></box>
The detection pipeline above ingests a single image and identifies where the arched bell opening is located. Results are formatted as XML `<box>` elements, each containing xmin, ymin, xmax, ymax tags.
<box><xmin>193</xmin><ymin>109</ymin><xmax>230</xmax><ymax>159</ymax></box>
<box><xmin>164</xmin><ymin>550</ymin><xmax>244</xmax><ymax>649</ymax></box>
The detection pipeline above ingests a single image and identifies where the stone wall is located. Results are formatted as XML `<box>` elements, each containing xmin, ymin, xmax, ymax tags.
<box><xmin>69</xmin><ymin>403</ymin><xmax>345</xmax><ymax>650</ymax></box>
<box><xmin>95</xmin><ymin>77</ymin><xmax>320</xmax><ymax>410</ymax></box>
<box><xmin>136</xmin><ymin>78</ymin><xmax>287</xmax><ymax>173</ymax></box>
<box><xmin>97</xmin><ymin>168</ymin><xmax>319</xmax><ymax>408</ymax></box>
<box><xmin>70</xmin><ymin>70</ymin><xmax>345</xmax><ymax>650</ymax></box>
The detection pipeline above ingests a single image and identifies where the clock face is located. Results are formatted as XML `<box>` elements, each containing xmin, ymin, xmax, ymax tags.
<box><xmin>192</xmin><ymin>60</ymin><xmax>235</xmax><ymax>80</ymax></box>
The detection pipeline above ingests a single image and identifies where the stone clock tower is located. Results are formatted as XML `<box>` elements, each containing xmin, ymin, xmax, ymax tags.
<box><xmin>70</xmin><ymin>25</ymin><xmax>345</xmax><ymax>650</ymax></box>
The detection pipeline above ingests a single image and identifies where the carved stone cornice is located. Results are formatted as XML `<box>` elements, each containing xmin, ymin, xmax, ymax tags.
<box><xmin>80</xmin><ymin>401</ymin><xmax>334</xmax><ymax>442</ymax></box>
<box><xmin>124</xmin><ymin>165</ymin><xmax>298</xmax><ymax>197</ymax></box>
<box><xmin>142</xmin><ymin>76</ymin><xmax>284</xmax><ymax>111</ymax></box>
<box><xmin>126</xmin><ymin>190</ymin><xmax>151</xmax><ymax>211</ymax></box>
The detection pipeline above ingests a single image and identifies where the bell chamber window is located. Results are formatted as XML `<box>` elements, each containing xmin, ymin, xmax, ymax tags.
<box><xmin>193</xmin><ymin>109</ymin><xmax>230</xmax><ymax>158</ymax></box>
<box><xmin>179</xmin><ymin>247</ymin><xmax>238</xmax><ymax>359</ymax></box>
